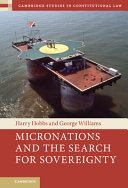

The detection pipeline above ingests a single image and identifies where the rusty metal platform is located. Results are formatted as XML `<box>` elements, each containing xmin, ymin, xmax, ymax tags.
<box><xmin>12</xmin><ymin>40</ymin><xmax>121</xmax><ymax>94</ymax></box>
<box><xmin>17</xmin><ymin>44</ymin><xmax>28</xmax><ymax>51</ymax></box>
<box><xmin>12</xmin><ymin>43</ymin><xmax>29</xmax><ymax>52</ymax></box>
<box><xmin>43</xmin><ymin>58</ymin><xmax>121</xmax><ymax>93</ymax></box>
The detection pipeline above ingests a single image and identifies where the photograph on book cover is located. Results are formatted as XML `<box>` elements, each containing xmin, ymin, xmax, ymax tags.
<box><xmin>0</xmin><ymin>11</ymin><xmax>128</xmax><ymax>118</ymax></box>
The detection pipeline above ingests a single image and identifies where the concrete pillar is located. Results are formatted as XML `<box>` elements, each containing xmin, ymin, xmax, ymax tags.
<box><xmin>60</xmin><ymin>81</ymin><xmax>94</xmax><ymax>113</ymax></box>
<box><xmin>26</xmin><ymin>60</ymin><xmax>49</xmax><ymax>82</ymax></box>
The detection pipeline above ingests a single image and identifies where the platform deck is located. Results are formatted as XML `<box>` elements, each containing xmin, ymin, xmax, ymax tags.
<box><xmin>12</xmin><ymin>44</ymin><xmax>28</xmax><ymax>52</ymax></box>
<box><xmin>17</xmin><ymin>44</ymin><xmax>28</xmax><ymax>51</ymax></box>
<box><xmin>43</xmin><ymin>59</ymin><xmax>121</xmax><ymax>93</ymax></box>
<box><xmin>18</xmin><ymin>41</ymin><xmax>83</xmax><ymax>60</ymax></box>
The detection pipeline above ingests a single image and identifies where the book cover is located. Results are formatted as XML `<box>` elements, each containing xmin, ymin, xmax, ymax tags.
<box><xmin>0</xmin><ymin>1</ymin><xmax>128</xmax><ymax>188</ymax></box>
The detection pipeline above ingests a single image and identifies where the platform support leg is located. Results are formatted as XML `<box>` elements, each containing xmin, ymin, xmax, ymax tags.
<box><xmin>26</xmin><ymin>60</ymin><xmax>49</xmax><ymax>82</ymax></box>
<box><xmin>60</xmin><ymin>81</ymin><xmax>94</xmax><ymax>113</ymax></box>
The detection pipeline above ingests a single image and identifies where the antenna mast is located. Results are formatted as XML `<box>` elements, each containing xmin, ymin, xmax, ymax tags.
<box><xmin>27</xmin><ymin>17</ymin><xmax>29</xmax><ymax>37</ymax></box>
<box><xmin>15</xmin><ymin>32</ymin><xmax>17</xmax><ymax>43</ymax></box>
<box><xmin>83</xmin><ymin>32</ymin><xmax>86</xmax><ymax>79</ymax></box>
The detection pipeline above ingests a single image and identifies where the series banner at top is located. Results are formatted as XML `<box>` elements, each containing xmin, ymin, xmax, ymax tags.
<box><xmin>0</xmin><ymin>0</ymin><xmax>128</xmax><ymax>11</ymax></box>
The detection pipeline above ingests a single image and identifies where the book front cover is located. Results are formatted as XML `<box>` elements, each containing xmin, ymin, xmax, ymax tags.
<box><xmin>0</xmin><ymin>1</ymin><xmax>128</xmax><ymax>188</ymax></box>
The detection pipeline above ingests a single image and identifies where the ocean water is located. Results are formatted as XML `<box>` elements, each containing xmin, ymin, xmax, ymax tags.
<box><xmin>0</xmin><ymin>11</ymin><xmax>128</xmax><ymax>118</ymax></box>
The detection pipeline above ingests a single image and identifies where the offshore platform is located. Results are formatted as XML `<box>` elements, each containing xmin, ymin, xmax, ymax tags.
<box><xmin>12</xmin><ymin>24</ymin><xmax>121</xmax><ymax>113</ymax></box>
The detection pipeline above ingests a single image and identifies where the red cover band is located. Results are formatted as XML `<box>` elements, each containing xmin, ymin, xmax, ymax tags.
<box><xmin>0</xmin><ymin>129</ymin><xmax>127</xmax><ymax>188</ymax></box>
<box><xmin>12</xmin><ymin>0</ymin><xmax>128</xmax><ymax>11</ymax></box>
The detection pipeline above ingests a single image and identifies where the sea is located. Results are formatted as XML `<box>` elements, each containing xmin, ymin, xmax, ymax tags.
<box><xmin>0</xmin><ymin>11</ymin><xmax>128</xmax><ymax>118</ymax></box>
